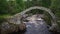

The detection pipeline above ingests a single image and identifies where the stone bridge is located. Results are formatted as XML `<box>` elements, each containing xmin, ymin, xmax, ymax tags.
<box><xmin>8</xmin><ymin>6</ymin><xmax>57</xmax><ymax>25</ymax></box>
<box><xmin>7</xmin><ymin>6</ymin><xmax>59</xmax><ymax>31</ymax></box>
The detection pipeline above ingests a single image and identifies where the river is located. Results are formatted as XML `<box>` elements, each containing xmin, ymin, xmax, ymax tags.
<box><xmin>23</xmin><ymin>15</ymin><xmax>53</xmax><ymax>34</ymax></box>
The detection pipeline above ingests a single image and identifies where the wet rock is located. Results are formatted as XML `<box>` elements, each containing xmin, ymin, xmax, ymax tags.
<box><xmin>18</xmin><ymin>23</ymin><xmax>26</xmax><ymax>31</ymax></box>
<box><xmin>0</xmin><ymin>22</ymin><xmax>18</xmax><ymax>34</ymax></box>
<box><xmin>0</xmin><ymin>22</ymin><xmax>26</xmax><ymax>34</ymax></box>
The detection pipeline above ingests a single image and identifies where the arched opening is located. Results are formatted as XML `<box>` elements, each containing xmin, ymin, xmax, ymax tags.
<box><xmin>14</xmin><ymin>6</ymin><xmax>56</xmax><ymax>25</ymax></box>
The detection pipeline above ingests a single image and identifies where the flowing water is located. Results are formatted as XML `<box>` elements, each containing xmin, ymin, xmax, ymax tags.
<box><xmin>23</xmin><ymin>15</ymin><xmax>52</xmax><ymax>34</ymax></box>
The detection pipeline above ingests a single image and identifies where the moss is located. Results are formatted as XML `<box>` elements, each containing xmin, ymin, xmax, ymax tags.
<box><xmin>0</xmin><ymin>15</ymin><xmax>11</xmax><ymax>25</ymax></box>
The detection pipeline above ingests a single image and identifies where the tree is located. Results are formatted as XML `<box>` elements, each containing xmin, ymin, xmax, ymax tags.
<box><xmin>0</xmin><ymin>0</ymin><xmax>8</xmax><ymax>15</ymax></box>
<box><xmin>50</xmin><ymin>0</ymin><xmax>60</xmax><ymax>19</ymax></box>
<box><xmin>50</xmin><ymin>0</ymin><xmax>60</xmax><ymax>27</ymax></box>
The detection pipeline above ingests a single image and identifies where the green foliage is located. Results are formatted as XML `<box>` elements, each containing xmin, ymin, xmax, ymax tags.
<box><xmin>0</xmin><ymin>0</ymin><xmax>8</xmax><ymax>15</ymax></box>
<box><xmin>0</xmin><ymin>0</ymin><xmax>51</xmax><ymax>15</ymax></box>
<box><xmin>50</xmin><ymin>0</ymin><xmax>60</xmax><ymax>18</ymax></box>
<box><xmin>50</xmin><ymin>0</ymin><xmax>60</xmax><ymax>27</ymax></box>
<box><xmin>39</xmin><ymin>0</ymin><xmax>51</xmax><ymax>7</ymax></box>
<box><xmin>9</xmin><ymin>0</ymin><xmax>25</xmax><ymax>15</ymax></box>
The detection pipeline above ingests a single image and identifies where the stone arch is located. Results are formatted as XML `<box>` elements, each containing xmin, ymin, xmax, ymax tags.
<box><xmin>14</xmin><ymin>6</ymin><xmax>56</xmax><ymax>24</ymax></box>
